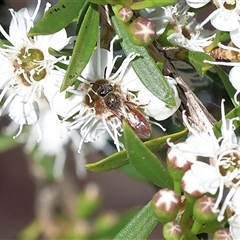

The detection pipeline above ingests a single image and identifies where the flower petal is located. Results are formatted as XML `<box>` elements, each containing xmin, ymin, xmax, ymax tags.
<box><xmin>190</xmin><ymin>161</ymin><xmax>220</xmax><ymax>195</ymax></box>
<box><xmin>211</xmin><ymin>11</ymin><xmax>239</xmax><ymax>32</ymax></box>
<box><xmin>9</xmin><ymin>8</ymin><xmax>32</xmax><ymax>46</ymax></box>
<box><xmin>8</xmin><ymin>95</ymin><xmax>39</xmax><ymax>125</ymax></box>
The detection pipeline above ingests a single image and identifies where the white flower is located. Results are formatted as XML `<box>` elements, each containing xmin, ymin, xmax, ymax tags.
<box><xmin>139</xmin><ymin>0</ymin><xmax>214</xmax><ymax>51</ymax></box>
<box><xmin>182</xmin><ymin>100</ymin><xmax>240</xmax><ymax>221</ymax></box>
<box><xmin>229</xmin><ymin>213</ymin><xmax>240</xmax><ymax>239</ymax></box>
<box><xmin>54</xmin><ymin>37</ymin><xmax>180</xmax><ymax>152</ymax></box>
<box><xmin>181</xmin><ymin>170</ymin><xmax>207</xmax><ymax>197</ymax></box>
<box><xmin>200</xmin><ymin>0</ymin><xmax>240</xmax><ymax>32</ymax></box>
<box><xmin>23</xmin><ymin>99</ymin><xmax>87</xmax><ymax>179</ymax></box>
<box><xmin>0</xmin><ymin>0</ymin><xmax>70</xmax><ymax>139</ymax></box>
<box><xmin>186</xmin><ymin>0</ymin><xmax>211</xmax><ymax>8</ymax></box>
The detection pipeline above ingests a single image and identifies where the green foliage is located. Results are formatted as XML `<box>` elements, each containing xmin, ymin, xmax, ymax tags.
<box><xmin>85</xmin><ymin>128</ymin><xmax>187</xmax><ymax>172</ymax></box>
<box><xmin>186</xmin><ymin>51</ymin><xmax>216</xmax><ymax>77</ymax></box>
<box><xmin>60</xmin><ymin>3</ymin><xmax>99</xmax><ymax>91</ymax></box>
<box><xmin>113</xmin><ymin>202</ymin><xmax>158</xmax><ymax>240</ymax></box>
<box><xmin>111</xmin><ymin>14</ymin><xmax>177</xmax><ymax>106</ymax></box>
<box><xmin>28</xmin><ymin>0</ymin><xmax>85</xmax><ymax>36</ymax></box>
<box><xmin>123</xmin><ymin>121</ymin><xmax>173</xmax><ymax>188</ymax></box>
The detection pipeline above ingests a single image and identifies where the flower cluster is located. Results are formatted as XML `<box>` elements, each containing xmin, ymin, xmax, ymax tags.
<box><xmin>166</xmin><ymin>100</ymin><xmax>240</xmax><ymax>239</ymax></box>
<box><xmin>0</xmin><ymin>0</ymin><xmax>181</xmax><ymax>177</ymax></box>
<box><xmin>3</xmin><ymin>0</ymin><xmax>240</xmax><ymax>239</ymax></box>
<box><xmin>139</xmin><ymin>0</ymin><xmax>215</xmax><ymax>51</ymax></box>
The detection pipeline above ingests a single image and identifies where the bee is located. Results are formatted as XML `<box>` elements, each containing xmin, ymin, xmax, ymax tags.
<box><xmin>95</xmin><ymin>81</ymin><xmax>151</xmax><ymax>139</ymax></box>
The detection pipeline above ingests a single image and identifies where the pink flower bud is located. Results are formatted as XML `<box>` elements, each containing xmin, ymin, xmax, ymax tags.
<box><xmin>151</xmin><ymin>188</ymin><xmax>180</xmax><ymax>223</ymax></box>
<box><xmin>213</xmin><ymin>228</ymin><xmax>233</xmax><ymax>240</ymax></box>
<box><xmin>182</xmin><ymin>170</ymin><xmax>206</xmax><ymax>198</ymax></box>
<box><xmin>163</xmin><ymin>221</ymin><xmax>183</xmax><ymax>240</ymax></box>
<box><xmin>193</xmin><ymin>196</ymin><xmax>219</xmax><ymax>224</ymax></box>
<box><xmin>128</xmin><ymin>17</ymin><xmax>156</xmax><ymax>46</ymax></box>
<box><xmin>117</xmin><ymin>7</ymin><xmax>133</xmax><ymax>22</ymax></box>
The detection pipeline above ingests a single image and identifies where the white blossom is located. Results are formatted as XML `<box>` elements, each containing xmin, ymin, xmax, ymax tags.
<box><xmin>201</xmin><ymin>0</ymin><xmax>240</xmax><ymax>32</ymax></box>
<box><xmin>54</xmin><ymin>37</ymin><xmax>181</xmax><ymax>152</ymax></box>
<box><xmin>139</xmin><ymin>0</ymin><xmax>214</xmax><ymax>51</ymax></box>
<box><xmin>0</xmin><ymin>0</ymin><xmax>71</xmax><ymax>139</ymax></box>
<box><xmin>181</xmin><ymin>100</ymin><xmax>240</xmax><ymax>221</ymax></box>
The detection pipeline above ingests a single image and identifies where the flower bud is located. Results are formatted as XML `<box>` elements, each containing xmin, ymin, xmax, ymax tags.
<box><xmin>193</xmin><ymin>196</ymin><xmax>218</xmax><ymax>224</ymax></box>
<box><xmin>213</xmin><ymin>228</ymin><xmax>233</xmax><ymax>240</ymax></box>
<box><xmin>163</xmin><ymin>221</ymin><xmax>182</xmax><ymax>240</ymax></box>
<box><xmin>151</xmin><ymin>188</ymin><xmax>180</xmax><ymax>223</ymax></box>
<box><xmin>117</xmin><ymin>7</ymin><xmax>133</xmax><ymax>22</ymax></box>
<box><xmin>128</xmin><ymin>17</ymin><xmax>156</xmax><ymax>46</ymax></box>
<box><xmin>167</xmin><ymin>142</ymin><xmax>195</xmax><ymax>181</ymax></box>
<box><xmin>182</xmin><ymin>170</ymin><xmax>206</xmax><ymax>198</ymax></box>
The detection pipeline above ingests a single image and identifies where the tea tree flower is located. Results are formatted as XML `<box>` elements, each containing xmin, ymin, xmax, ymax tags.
<box><xmin>180</xmin><ymin>100</ymin><xmax>240</xmax><ymax>222</ymax></box>
<box><xmin>139</xmin><ymin>0</ymin><xmax>214</xmax><ymax>51</ymax></box>
<box><xmin>229</xmin><ymin>214</ymin><xmax>240</xmax><ymax>239</ymax></box>
<box><xmin>55</xmin><ymin>37</ymin><xmax>181</xmax><ymax>152</ymax></box>
<box><xmin>17</xmin><ymin>99</ymin><xmax>86</xmax><ymax>179</ymax></box>
<box><xmin>0</xmin><ymin>0</ymin><xmax>70</xmax><ymax>139</ymax></box>
<box><xmin>200</xmin><ymin>0</ymin><xmax>240</xmax><ymax>32</ymax></box>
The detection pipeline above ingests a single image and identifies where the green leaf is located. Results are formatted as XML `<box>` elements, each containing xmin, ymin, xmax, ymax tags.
<box><xmin>213</xmin><ymin>66</ymin><xmax>236</xmax><ymax>107</ymax></box>
<box><xmin>111</xmin><ymin>14</ymin><xmax>176</xmax><ymax>107</ymax></box>
<box><xmin>91</xmin><ymin>208</ymin><xmax>140</xmax><ymax>239</ymax></box>
<box><xmin>85</xmin><ymin>128</ymin><xmax>187</xmax><ymax>173</ymax></box>
<box><xmin>87</xmin><ymin>0</ymin><xmax>107</xmax><ymax>4</ymax></box>
<box><xmin>60</xmin><ymin>3</ymin><xmax>99</xmax><ymax>91</ymax></box>
<box><xmin>0</xmin><ymin>135</ymin><xmax>18</xmax><ymax>153</ymax></box>
<box><xmin>187</xmin><ymin>51</ymin><xmax>216</xmax><ymax>77</ymax></box>
<box><xmin>113</xmin><ymin>202</ymin><xmax>158</xmax><ymax>240</ymax></box>
<box><xmin>129</xmin><ymin>0</ymin><xmax>177</xmax><ymax>9</ymax></box>
<box><xmin>28</xmin><ymin>0</ymin><xmax>85</xmax><ymax>36</ymax></box>
<box><xmin>124</xmin><ymin>121</ymin><xmax>173</xmax><ymax>188</ymax></box>
<box><xmin>205</xmin><ymin>30</ymin><xmax>230</xmax><ymax>52</ymax></box>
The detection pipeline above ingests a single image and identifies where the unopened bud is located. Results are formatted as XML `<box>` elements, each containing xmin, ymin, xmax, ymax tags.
<box><xmin>151</xmin><ymin>188</ymin><xmax>180</xmax><ymax>223</ymax></box>
<box><xmin>213</xmin><ymin>228</ymin><xmax>233</xmax><ymax>240</ymax></box>
<box><xmin>167</xmin><ymin>142</ymin><xmax>195</xmax><ymax>181</ymax></box>
<box><xmin>182</xmin><ymin>170</ymin><xmax>206</xmax><ymax>198</ymax></box>
<box><xmin>193</xmin><ymin>196</ymin><xmax>218</xmax><ymax>224</ymax></box>
<box><xmin>163</xmin><ymin>221</ymin><xmax>182</xmax><ymax>240</ymax></box>
<box><xmin>117</xmin><ymin>7</ymin><xmax>133</xmax><ymax>22</ymax></box>
<box><xmin>128</xmin><ymin>17</ymin><xmax>156</xmax><ymax>46</ymax></box>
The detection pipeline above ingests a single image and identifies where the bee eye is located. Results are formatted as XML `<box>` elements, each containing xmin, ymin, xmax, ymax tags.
<box><xmin>104</xmin><ymin>93</ymin><xmax>120</xmax><ymax>109</ymax></box>
<box><xmin>97</xmin><ymin>84</ymin><xmax>113</xmax><ymax>97</ymax></box>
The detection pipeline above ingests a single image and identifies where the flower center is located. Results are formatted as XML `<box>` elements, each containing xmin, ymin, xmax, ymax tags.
<box><xmin>13</xmin><ymin>47</ymin><xmax>47</xmax><ymax>85</ymax></box>
<box><xmin>223</xmin><ymin>0</ymin><xmax>236</xmax><ymax>10</ymax></box>
<box><xmin>219</xmin><ymin>151</ymin><xmax>240</xmax><ymax>185</ymax></box>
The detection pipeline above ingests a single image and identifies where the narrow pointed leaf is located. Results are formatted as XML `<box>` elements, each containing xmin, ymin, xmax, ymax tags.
<box><xmin>60</xmin><ymin>3</ymin><xmax>99</xmax><ymax>91</ymax></box>
<box><xmin>85</xmin><ymin>129</ymin><xmax>187</xmax><ymax>173</ymax></box>
<box><xmin>130</xmin><ymin>0</ymin><xmax>176</xmax><ymax>9</ymax></box>
<box><xmin>213</xmin><ymin>66</ymin><xmax>236</xmax><ymax>107</ymax></box>
<box><xmin>111</xmin><ymin>15</ymin><xmax>176</xmax><ymax>107</ymax></box>
<box><xmin>187</xmin><ymin>51</ymin><xmax>216</xmax><ymax>77</ymax></box>
<box><xmin>113</xmin><ymin>202</ymin><xmax>158</xmax><ymax>240</ymax></box>
<box><xmin>124</xmin><ymin>122</ymin><xmax>173</xmax><ymax>188</ymax></box>
<box><xmin>28</xmin><ymin>0</ymin><xmax>85</xmax><ymax>36</ymax></box>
